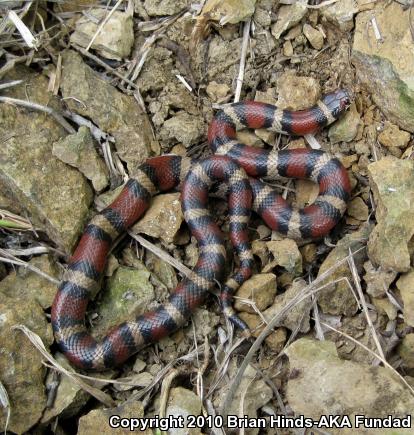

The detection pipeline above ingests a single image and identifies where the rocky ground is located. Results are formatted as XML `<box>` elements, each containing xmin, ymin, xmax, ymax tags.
<box><xmin>0</xmin><ymin>0</ymin><xmax>414</xmax><ymax>434</ymax></box>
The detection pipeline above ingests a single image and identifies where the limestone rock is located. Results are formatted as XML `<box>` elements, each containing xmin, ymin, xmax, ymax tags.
<box><xmin>271</xmin><ymin>1</ymin><xmax>307</xmax><ymax>39</ymax></box>
<box><xmin>286</xmin><ymin>338</ymin><xmax>414</xmax><ymax>432</ymax></box>
<box><xmin>160</xmin><ymin>111</ymin><xmax>205</xmax><ymax>148</ymax></box>
<box><xmin>144</xmin><ymin>0</ymin><xmax>188</xmax><ymax>17</ymax></box>
<box><xmin>60</xmin><ymin>50</ymin><xmax>155</xmax><ymax>172</ymax></box>
<box><xmin>0</xmin><ymin>68</ymin><xmax>92</xmax><ymax>252</ymax></box>
<box><xmin>398</xmin><ymin>334</ymin><xmax>414</xmax><ymax>369</ymax></box>
<box><xmin>234</xmin><ymin>273</ymin><xmax>277</xmax><ymax>313</ymax></box>
<box><xmin>166</xmin><ymin>387</ymin><xmax>202</xmax><ymax>435</ymax></box>
<box><xmin>132</xmin><ymin>193</ymin><xmax>183</xmax><ymax>244</ymax></box>
<box><xmin>266</xmin><ymin>239</ymin><xmax>302</xmax><ymax>276</ymax></box>
<box><xmin>93</xmin><ymin>266</ymin><xmax>155</xmax><ymax>337</ymax></box>
<box><xmin>53</xmin><ymin>126</ymin><xmax>109</xmax><ymax>192</ymax></box>
<box><xmin>196</xmin><ymin>0</ymin><xmax>257</xmax><ymax>25</ymax></box>
<box><xmin>347</xmin><ymin>197</ymin><xmax>369</xmax><ymax>221</ymax></box>
<box><xmin>321</xmin><ymin>0</ymin><xmax>358</xmax><ymax>32</ymax></box>
<box><xmin>317</xmin><ymin>224</ymin><xmax>371</xmax><ymax>316</ymax></box>
<box><xmin>303</xmin><ymin>24</ymin><xmax>324</xmax><ymax>50</ymax></box>
<box><xmin>0</xmin><ymin>255</ymin><xmax>60</xmax><ymax>309</ymax></box>
<box><xmin>368</xmin><ymin>157</ymin><xmax>414</xmax><ymax>272</ymax></box>
<box><xmin>263</xmin><ymin>279</ymin><xmax>311</xmax><ymax>333</ymax></box>
<box><xmin>328</xmin><ymin>103</ymin><xmax>362</xmax><ymax>143</ymax></box>
<box><xmin>0</xmin><ymin>295</ymin><xmax>53</xmax><ymax>433</ymax></box>
<box><xmin>352</xmin><ymin>3</ymin><xmax>414</xmax><ymax>132</ymax></box>
<box><xmin>206</xmin><ymin>81</ymin><xmax>230</xmax><ymax>102</ymax></box>
<box><xmin>276</xmin><ymin>73</ymin><xmax>321</xmax><ymax>110</ymax></box>
<box><xmin>70</xmin><ymin>9</ymin><xmax>134</xmax><ymax>60</ymax></box>
<box><xmin>378</xmin><ymin>121</ymin><xmax>411</xmax><ymax>149</ymax></box>
<box><xmin>78</xmin><ymin>401</ymin><xmax>151</xmax><ymax>435</ymax></box>
<box><xmin>363</xmin><ymin>261</ymin><xmax>397</xmax><ymax>298</ymax></box>
<box><xmin>396</xmin><ymin>270</ymin><xmax>414</xmax><ymax>327</ymax></box>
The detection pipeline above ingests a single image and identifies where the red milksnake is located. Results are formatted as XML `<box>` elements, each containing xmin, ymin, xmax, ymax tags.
<box><xmin>51</xmin><ymin>89</ymin><xmax>351</xmax><ymax>370</ymax></box>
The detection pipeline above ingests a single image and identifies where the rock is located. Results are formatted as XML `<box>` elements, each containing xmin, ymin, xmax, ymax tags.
<box><xmin>144</xmin><ymin>0</ymin><xmax>189</xmax><ymax>17</ymax></box>
<box><xmin>160</xmin><ymin>111</ymin><xmax>205</xmax><ymax>147</ymax></box>
<box><xmin>317</xmin><ymin>224</ymin><xmax>371</xmax><ymax>316</ymax></box>
<box><xmin>93</xmin><ymin>266</ymin><xmax>155</xmax><ymax>337</ymax></box>
<box><xmin>70</xmin><ymin>9</ymin><xmax>134</xmax><ymax>60</ymax></box>
<box><xmin>166</xmin><ymin>387</ymin><xmax>202</xmax><ymax>435</ymax></box>
<box><xmin>146</xmin><ymin>251</ymin><xmax>178</xmax><ymax>291</ymax></box>
<box><xmin>363</xmin><ymin>261</ymin><xmax>397</xmax><ymax>298</ymax></box>
<box><xmin>239</xmin><ymin>312</ymin><xmax>287</xmax><ymax>352</ymax></box>
<box><xmin>396</xmin><ymin>270</ymin><xmax>414</xmax><ymax>327</ymax></box>
<box><xmin>0</xmin><ymin>295</ymin><xmax>53</xmax><ymax>433</ymax></box>
<box><xmin>398</xmin><ymin>334</ymin><xmax>414</xmax><ymax>369</ymax></box>
<box><xmin>378</xmin><ymin>121</ymin><xmax>411</xmax><ymax>149</ymax></box>
<box><xmin>132</xmin><ymin>193</ymin><xmax>183</xmax><ymax>244</ymax></box>
<box><xmin>263</xmin><ymin>279</ymin><xmax>311</xmax><ymax>333</ymax></box>
<box><xmin>347</xmin><ymin>197</ymin><xmax>369</xmax><ymax>221</ymax></box>
<box><xmin>236</xmin><ymin>130</ymin><xmax>263</xmax><ymax>147</ymax></box>
<box><xmin>184</xmin><ymin>308</ymin><xmax>220</xmax><ymax>341</ymax></box>
<box><xmin>276</xmin><ymin>73</ymin><xmax>321</xmax><ymax>110</ymax></box>
<box><xmin>113</xmin><ymin>372</ymin><xmax>153</xmax><ymax>391</ymax></box>
<box><xmin>0</xmin><ymin>68</ymin><xmax>93</xmax><ymax>252</ymax></box>
<box><xmin>0</xmin><ymin>255</ymin><xmax>60</xmax><ymax>309</ymax></box>
<box><xmin>328</xmin><ymin>103</ymin><xmax>362</xmax><ymax>143</ymax></box>
<box><xmin>271</xmin><ymin>1</ymin><xmax>307</xmax><ymax>39</ymax></box>
<box><xmin>41</xmin><ymin>354</ymin><xmax>91</xmax><ymax>423</ymax></box>
<box><xmin>53</xmin><ymin>126</ymin><xmax>109</xmax><ymax>192</ymax></box>
<box><xmin>295</xmin><ymin>179</ymin><xmax>319</xmax><ymax>208</ymax></box>
<box><xmin>217</xmin><ymin>363</ymin><xmax>273</xmax><ymax>426</ymax></box>
<box><xmin>300</xmin><ymin>243</ymin><xmax>317</xmax><ymax>264</ymax></box>
<box><xmin>320</xmin><ymin>0</ymin><xmax>357</xmax><ymax>31</ymax></box>
<box><xmin>234</xmin><ymin>273</ymin><xmax>277</xmax><ymax>313</ymax></box>
<box><xmin>372</xmin><ymin>297</ymin><xmax>398</xmax><ymax>321</ymax></box>
<box><xmin>78</xmin><ymin>401</ymin><xmax>151</xmax><ymax>435</ymax></box>
<box><xmin>368</xmin><ymin>157</ymin><xmax>414</xmax><ymax>272</ymax></box>
<box><xmin>352</xmin><ymin>3</ymin><xmax>414</xmax><ymax>132</ymax></box>
<box><xmin>341</xmin><ymin>154</ymin><xmax>358</xmax><ymax>168</ymax></box>
<box><xmin>303</xmin><ymin>24</ymin><xmax>324</xmax><ymax>50</ymax></box>
<box><xmin>283</xmin><ymin>40</ymin><xmax>294</xmax><ymax>57</ymax></box>
<box><xmin>266</xmin><ymin>239</ymin><xmax>302</xmax><ymax>276</ymax></box>
<box><xmin>206</xmin><ymin>81</ymin><xmax>230</xmax><ymax>102</ymax></box>
<box><xmin>286</xmin><ymin>338</ymin><xmax>414</xmax><ymax>427</ymax></box>
<box><xmin>60</xmin><ymin>50</ymin><xmax>155</xmax><ymax>172</ymax></box>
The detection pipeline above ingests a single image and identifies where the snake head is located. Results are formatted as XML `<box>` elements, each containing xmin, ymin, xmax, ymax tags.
<box><xmin>321</xmin><ymin>89</ymin><xmax>352</xmax><ymax>119</ymax></box>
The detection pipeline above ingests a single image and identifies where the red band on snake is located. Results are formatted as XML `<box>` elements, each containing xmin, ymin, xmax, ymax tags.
<box><xmin>51</xmin><ymin>89</ymin><xmax>351</xmax><ymax>370</ymax></box>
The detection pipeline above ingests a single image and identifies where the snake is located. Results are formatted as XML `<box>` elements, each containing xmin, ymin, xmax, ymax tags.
<box><xmin>51</xmin><ymin>89</ymin><xmax>351</xmax><ymax>370</ymax></box>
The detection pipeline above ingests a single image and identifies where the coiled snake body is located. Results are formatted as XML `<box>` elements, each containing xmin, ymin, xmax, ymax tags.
<box><xmin>52</xmin><ymin>90</ymin><xmax>351</xmax><ymax>370</ymax></box>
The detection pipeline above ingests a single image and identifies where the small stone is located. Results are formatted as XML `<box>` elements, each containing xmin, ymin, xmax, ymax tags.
<box><xmin>277</xmin><ymin>73</ymin><xmax>321</xmax><ymax>110</ymax></box>
<box><xmin>302</xmin><ymin>24</ymin><xmax>324</xmax><ymax>50</ymax></box>
<box><xmin>398</xmin><ymin>334</ymin><xmax>414</xmax><ymax>369</ymax></box>
<box><xmin>133</xmin><ymin>358</ymin><xmax>146</xmax><ymax>373</ymax></box>
<box><xmin>396</xmin><ymin>270</ymin><xmax>414</xmax><ymax>327</ymax></box>
<box><xmin>266</xmin><ymin>239</ymin><xmax>302</xmax><ymax>276</ymax></box>
<box><xmin>78</xmin><ymin>401</ymin><xmax>151</xmax><ymax>435</ymax></box>
<box><xmin>355</xmin><ymin>140</ymin><xmax>371</xmax><ymax>155</ymax></box>
<box><xmin>300</xmin><ymin>243</ymin><xmax>317</xmax><ymax>264</ymax></box>
<box><xmin>166</xmin><ymin>388</ymin><xmax>202</xmax><ymax>435</ymax></box>
<box><xmin>234</xmin><ymin>273</ymin><xmax>277</xmax><ymax>313</ymax></box>
<box><xmin>295</xmin><ymin>179</ymin><xmax>319</xmax><ymax>208</ymax></box>
<box><xmin>263</xmin><ymin>279</ymin><xmax>311</xmax><ymax>332</ymax></box>
<box><xmin>378</xmin><ymin>121</ymin><xmax>411</xmax><ymax>148</ymax></box>
<box><xmin>271</xmin><ymin>1</ymin><xmax>308</xmax><ymax>39</ymax></box>
<box><xmin>340</xmin><ymin>154</ymin><xmax>358</xmax><ymax>168</ymax></box>
<box><xmin>53</xmin><ymin>126</ymin><xmax>109</xmax><ymax>192</ymax></box>
<box><xmin>239</xmin><ymin>312</ymin><xmax>287</xmax><ymax>352</ymax></box>
<box><xmin>255</xmin><ymin>128</ymin><xmax>276</xmax><ymax>144</ymax></box>
<box><xmin>372</xmin><ymin>297</ymin><xmax>397</xmax><ymax>321</ymax></box>
<box><xmin>368</xmin><ymin>157</ymin><xmax>414</xmax><ymax>272</ymax></box>
<box><xmin>160</xmin><ymin>112</ymin><xmax>205</xmax><ymax>147</ymax></box>
<box><xmin>328</xmin><ymin>103</ymin><xmax>362</xmax><ymax>143</ymax></box>
<box><xmin>288</xmin><ymin>138</ymin><xmax>306</xmax><ymax>149</ymax></box>
<box><xmin>206</xmin><ymin>81</ymin><xmax>230</xmax><ymax>102</ymax></box>
<box><xmin>347</xmin><ymin>197</ymin><xmax>369</xmax><ymax>221</ymax></box>
<box><xmin>363</xmin><ymin>261</ymin><xmax>397</xmax><ymax>298</ymax></box>
<box><xmin>321</xmin><ymin>0</ymin><xmax>357</xmax><ymax>32</ymax></box>
<box><xmin>144</xmin><ymin>0</ymin><xmax>188</xmax><ymax>16</ymax></box>
<box><xmin>283</xmin><ymin>40</ymin><xmax>294</xmax><ymax>56</ymax></box>
<box><xmin>70</xmin><ymin>9</ymin><xmax>134</xmax><ymax>60</ymax></box>
<box><xmin>132</xmin><ymin>193</ymin><xmax>183</xmax><ymax>244</ymax></box>
<box><xmin>284</xmin><ymin>24</ymin><xmax>302</xmax><ymax>40</ymax></box>
<box><xmin>254</xmin><ymin>87</ymin><xmax>278</xmax><ymax>105</ymax></box>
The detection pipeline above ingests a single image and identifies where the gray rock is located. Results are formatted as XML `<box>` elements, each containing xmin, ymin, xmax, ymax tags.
<box><xmin>363</xmin><ymin>261</ymin><xmax>397</xmax><ymax>298</ymax></box>
<box><xmin>234</xmin><ymin>273</ymin><xmax>277</xmax><ymax>313</ymax></box>
<box><xmin>60</xmin><ymin>50</ymin><xmax>155</xmax><ymax>172</ymax></box>
<box><xmin>286</xmin><ymin>338</ymin><xmax>414</xmax><ymax>431</ymax></box>
<box><xmin>276</xmin><ymin>73</ymin><xmax>321</xmax><ymax>110</ymax></box>
<box><xmin>166</xmin><ymin>387</ymin><xmax>202</xmax><ymax>435</ymax></box>
<box><xmin>396</xmin><ymin>270</ymin><xmax>414</xmax><ymax>327</ymax></box>
<box><xmin>321</xmin><ymin>0</ymin><xmax>358</xmax><ymax>31</ymax></box>
<box><xmin>53</xmin><ymin>126</ymin><xmax>109</xmax><ymax>192</ymax></box>
<box><xmin>352</xmin><ymin>3</ymin><xmax>414</xmax><ymax>132</ymax></box>
<box><xmin>271</xmin><ymin>1</ymin><xmax>307</xmax><ymax>39</ymax></box>
<box><xmin>317</xmin><ymin>224</ymin><xmax>371</xmax><ymax>316</ymax></box>
<box><xmin>398</xmin><ymin>334</ymin><xmax>414</xmax><ymax>369</ymax></box>
<box><xmin>368</xmin><ymin>157</ymin><xmax>414</xmax><ymax>272</ymax></box>
<box><xmin>329</xmin><ymin>103</ymin><xmax>362</xmax><ymax>143</ymax></box>
<box><xmin>160</xmin><ymin>111</ymin><xmax>205</xmax><ymax>147</ymax></box>
<box><xmin>70</xmin><ymin>9</ymin><xmax>134</xmax><ymax>60</ymax></box>
<box><xmin>303</xmin><ymin>24</ymin><xmax>324</xmax><ymax>50</ymax></box>
<box><xmin>0</xmin><ymin>295</ymin><xmax>53</xmax><ymax>433</ymax></box>
<box><xmin>144</xmin><ymin>0</ymin><xmax>188</xmax><ymax>16</ymax></box>
<box><xmin>0</xmin><ymin>68</ymin><xmax>93</xmax><ymax>252</ymax></box>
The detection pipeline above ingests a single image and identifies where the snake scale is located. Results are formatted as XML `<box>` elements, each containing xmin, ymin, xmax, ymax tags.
<box><xmin>51</xmin><ymin>89</ymin><xmax>351</xmax><ymax>370</ymax></box>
